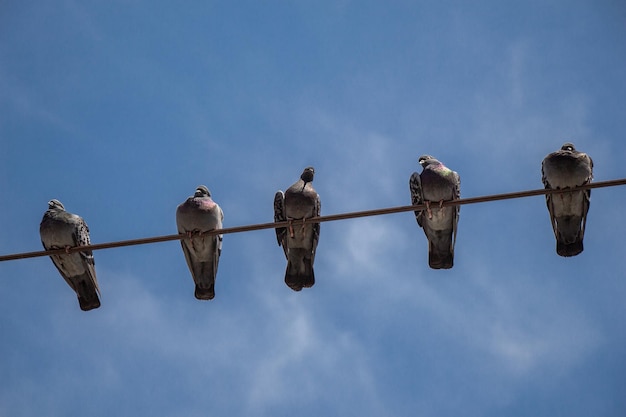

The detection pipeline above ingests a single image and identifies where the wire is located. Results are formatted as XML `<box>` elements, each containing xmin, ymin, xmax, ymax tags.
<box><xmin>1</xmin><ymin>178</ymin><xmax>624</xmax><ymax>263</ymax></box>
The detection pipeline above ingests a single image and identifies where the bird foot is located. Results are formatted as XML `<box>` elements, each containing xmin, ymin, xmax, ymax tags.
<box><xmin>426</xmin><ymin>201</ymin><xmax>433</xmax><ymax>219</ymax></box>
<box><xmin>301</xmin><ymin>218</ymin><xmax>307</xmax><ymax>233</ymax></box>
<box><xmin>288</xmin><ymin>220</ymin><xmax>295</xmax><ymax>238</ymax></box>
<box><xmin>64</xmin><ymin>245</ymin><xmax>71</xmax><ymax>254</ymax></box>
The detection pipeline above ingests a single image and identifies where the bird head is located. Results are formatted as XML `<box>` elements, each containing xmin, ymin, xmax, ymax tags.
<box><xmin>418</xmin><ymin>155</ymin><xmax>438</xmax><ymax>168</ymax></box>
<box><xmin>195</xmin><ymin>185</ymin><xmax>211</xmax><ymax>197</ymax></box>
<box><xmin>47</xmin><ymin>199</ymin><xmax>65</xmax><ymax>210</ymax></box>
<box><xmin>300</xmin><ymin>167</ymin><xmax>315</xmax><ymax>183</ymax></box>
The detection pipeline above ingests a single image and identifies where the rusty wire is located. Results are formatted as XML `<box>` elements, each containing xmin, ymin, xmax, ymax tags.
<box><xmin>0</xmin><ymin>178</ymin><xmax>624</xmax><ymax>263</ymax></box>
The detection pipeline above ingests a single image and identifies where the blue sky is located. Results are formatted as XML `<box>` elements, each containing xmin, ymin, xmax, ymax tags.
<box><xmin>1</xmin><ymin>1</ymin><xmax>625</xmax><ymax>416</ymax></box>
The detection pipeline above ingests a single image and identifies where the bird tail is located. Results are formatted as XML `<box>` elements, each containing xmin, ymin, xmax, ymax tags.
<box><xmin>191</xmin><ymin>258</ymin><xmax>218</xmax><ymax>300</ymax></box>
<box><xmin>75</xmin><ymin>275</ymin><xmax>101</xmax><ymax>311</ymax></box>
<box><xmin>555</xmin><ymin>216</ymin><xmax>585</xmax><ymax>257</ymax></box>
<box><xmin>428</xmin><ymin>232</ymin><xmax>454</xmax><ymax>269</ymax></box>
<box><xmin>285</xmin><ymin>250</ymin><xmax>315</xmax><ymax>291</ymax></box>
<box><xmin>428</xmin><ymin>250</ymin><xmax>454</xmax><ymax>269</ymax></box>
<box><xmin>556</xmin><ymin>240</ymin><xmax>583</xmax><ymax>257</ymax></box>
<box><xmin>194</xmin><ymin>283</ymin><xmax>215</xmax><ymax>300</ymax></box>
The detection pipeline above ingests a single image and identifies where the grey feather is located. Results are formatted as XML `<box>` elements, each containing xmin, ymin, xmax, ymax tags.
<box><xmin>273</xmin><ymin>190</ymin><xmax>289</xmax><ymax>259</ymax></box>
<box><xmin>274</xmin><ymin>167</ymin><xmax>321</xmax><ymax>291</ymax></box>
<box><xmin>541</xmin><ymin>143</ymin><xmax>593</xmax><ymax>257</ymax></box>
<box><xmin>39</xmin><ymin>199</ymin><xmax>101</xmax><ymax>311</ymax></box>
<box><xmin>409</xmin><ymin>155</ymin><xmax>461</xmax><ymax>269</ymax></box>
<box><xmin>176</xmin><ymin>185</ymin><xmax>224</xmax><ymax>300</ymax></box>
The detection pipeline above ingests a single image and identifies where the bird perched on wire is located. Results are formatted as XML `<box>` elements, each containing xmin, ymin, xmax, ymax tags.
<box><xmin>541</xmin><ymin>142</ymin><xmax>593</xmax><ymax>257</ymax></box>
<box><xmin>39</xmin><ymin>199</ymin><xmax>101</xmax><ymax>311</ymax></box>
<box><xmin>274</xmin><ymin>167</ymin><xmax>321</xmax><ymax>291</ymax></box>
<box><xmin>409</xmin><ymin>155</ymin><xmax>461</xmax><ymax>269</ymax></box>
<box><xmin>176</xmin><ymin>185</ymin><xmax>224</xmax><ymax>300</ymax></box>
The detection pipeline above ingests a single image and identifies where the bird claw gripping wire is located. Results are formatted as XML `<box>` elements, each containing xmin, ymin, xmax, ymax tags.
<box><xmin>426</xmin><ymin>200</ymin><xmax>445</xmax><ymax>219</ymax></box>
<box><xmin>288</xmin><ymin>219</ymin><xmax>295</xmax><ymax>238</ymax></box>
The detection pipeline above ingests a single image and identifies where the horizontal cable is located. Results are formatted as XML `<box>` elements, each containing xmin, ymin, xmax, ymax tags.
<box><xmin>1</xmin><ymin>178</ymin><xmax>624</xmax><ymax>263</ymax></box>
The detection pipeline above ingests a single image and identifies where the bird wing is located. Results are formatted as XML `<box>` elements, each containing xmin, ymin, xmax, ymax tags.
<box><xmin>579</xmin><ymin>153</ymin><xmax>593</xmax><ymax>239</ymax></box>
<box><xmin>541</xmin><ymin>156</ymin><xmax>562</xmax><ymax>241</ymax></box>
<box><xmin>73</xmin><ymin>216</ymin><xmax>100</xmax><ymax>296</ymax></box>
<box><xmin>409</xmin><ymin>171</ymin><xmax>424</xmax><ymax>227</ymax></box>
<box><xmin>44</xmin><ymin>247</ymin><xmax>80</xmax><ymax>293</ymax></box>
<box><xmin>451</xmin><ymin>170</ymin><xmax>461</xmax><ymax>252</ymax></box>
<box><xmin>217</xmin><ymin>205</ymin><xmax>224</xmax><ymax>255</ymax></box>
<box><xmin>273</xmin><ymin>190</ymin><xmax>288</xmax><ymax>259</ymax></box>
<box><xmin>179</xmin><ymin>238</ymin><xmax>197</xmax><ymax>279</ymax></box>
<box><xmin>310</xmin><ymin>191</ymin><xmax>321</xmax><ymax>264</ymax></box>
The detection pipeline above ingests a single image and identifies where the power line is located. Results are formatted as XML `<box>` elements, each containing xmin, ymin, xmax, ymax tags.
<box><xmin>1</xmin><ymin>178</ymin><xmax>624</xmax><ymax>263</ymax></box>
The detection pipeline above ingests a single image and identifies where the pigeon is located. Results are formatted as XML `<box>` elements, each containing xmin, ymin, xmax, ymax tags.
<box><xmin>274</xmin><ymin>167</ymin><xmax>321</xmax><ymax>291</ymax></box>
<box><xmin>409</xmin><ymin>155</ymin><xmax>461</xmax><ymax>269</ymax></box>
<box><xmin>176</xmin><ymin>185</ymin><xmax>224</xmax><ymax>300</ymax></box>
<box><xmin>541</xmin><ymin>143</ymin><xmax>593</xmax><ymax>257</ymax></box>
<box><xmin>39</xmin><ymin>199</ymin><xmax>101</xmax><ymax>311</ymax></box>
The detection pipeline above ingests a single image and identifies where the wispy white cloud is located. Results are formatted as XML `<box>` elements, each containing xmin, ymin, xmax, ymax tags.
<box><xmin>244</xmin><ymin>291</ymin><xmax>385</xmax><ymax>415</ymax></box>
<box><xmin>2</xmin><ymin>2</ymin><xmax>625</xmax><ymax>417</ymax></box>
<box><xmin>393</xmin><ymin>256</ymin><xmax>602</xmax><ymax>379</ymax></box>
